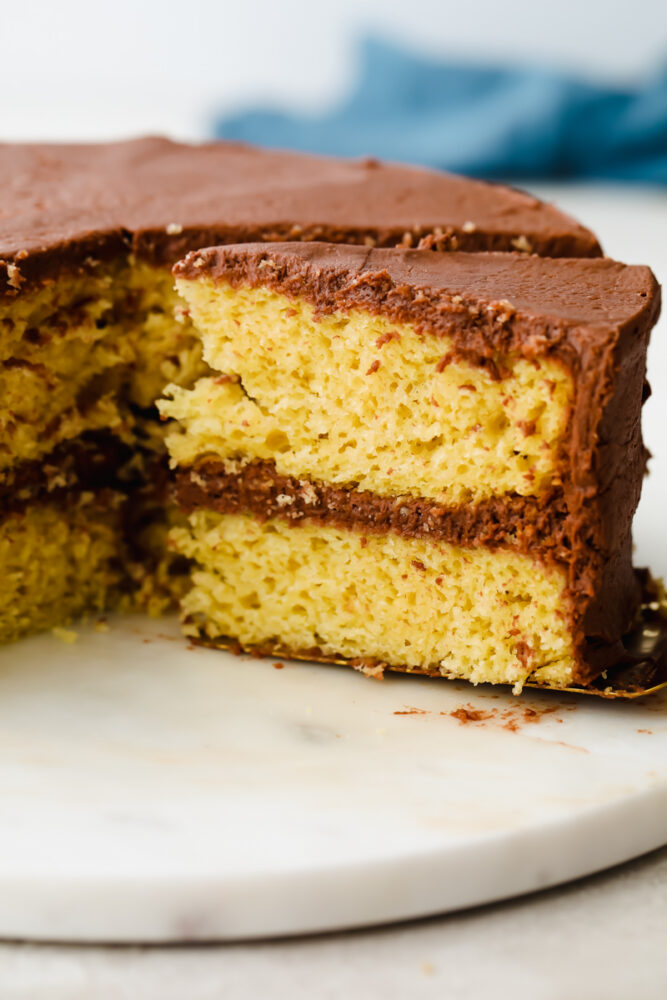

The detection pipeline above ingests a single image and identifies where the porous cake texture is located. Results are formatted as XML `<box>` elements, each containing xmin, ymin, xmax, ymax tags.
<box><xmin>166</xmin><ymin>243</ymin><xmax>660</xmax><ymax>690</ymax></box>
<box><xmin>0</xmin><ymin>261</ymin><xmax>203</xmax><ymax>639</ymax></box>
<box><xmin>163</xmin><ymin>285</ymin><xmax>572</xmax><ymax>503</ymax></box>
<box><xmin>0</xmin><ymin>138</ymin><xmax>601</xmax><ymax>646</ymax></box>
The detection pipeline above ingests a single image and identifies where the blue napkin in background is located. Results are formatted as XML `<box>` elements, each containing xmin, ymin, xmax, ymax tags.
<box><xmin>215</xmin><ymin>36</ymin><xmax>667</xmax><ymax>183</ymax></box>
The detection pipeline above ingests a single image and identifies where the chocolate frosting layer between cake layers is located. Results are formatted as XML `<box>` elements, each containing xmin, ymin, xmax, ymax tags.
<box><xmin>175</xmin><ymin>460</ymin><xmax>573</xmax><ymax>555</ymax></box>
<box><xmin>0</xmin><ymin>432</ymin><xmax>168</xmax><ymax>511</ymax></box>
<box><xmin>0</xmin><ymin>137</ymin><xmax>601</xmax><ymax>296</ymax></box>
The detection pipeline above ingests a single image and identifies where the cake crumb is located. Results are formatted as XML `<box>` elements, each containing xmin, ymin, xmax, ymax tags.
<box><xmin>6</xmin><ymin>262</ymin><xmax>23</xmax><ymax>290</ymax></box>
<box><xmin>299</xmin><ymin>482</ymin><xmax>318</xmax><ymax>505</ymax></box>
<box><xmin>52</xmin><ymin>625</ymin><xmax>78</xmax><ymax>644</ymax></box>
<box><xmin>352</xmin><ymin>659</ymin><xmax>385</xmax><ymax>680</ymax></box>
<box><xmin>462</xmin><ymin>221</ymin><xmax>476</xmax><ymax>233</ymax></box>
<box><xmin>94</xmin><ymin>617</ymin><xmax>109</xmax><ymax>633</ymax></box>
<box><xmin>448</xmin><ymin>705</ymin><xmax>493</xmax><ymax>724</ymax></box>
<box><xmin>166</xmin><ymin>222</ymin><xmax>183</xmax><ymax>235</ymax></box>
<box><xmin>511</xmin><ymin>235</ymin><xmax>533</xmax><ymax>253</ymax></box>
<box><xmin>273</xmin><ymin>661</ymin><xmax>284</xmax><ymax>669</ymax></box>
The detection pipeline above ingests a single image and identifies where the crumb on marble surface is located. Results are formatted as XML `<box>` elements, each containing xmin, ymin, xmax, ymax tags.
<box><xmin>51</xmin><ymin>625</ymin><xmax>77</xmax><ymax>643</ymax></box>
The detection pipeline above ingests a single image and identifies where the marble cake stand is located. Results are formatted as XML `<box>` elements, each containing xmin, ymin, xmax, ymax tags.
<box><xmin>0</xmin><ymin>613</ymin><xmax>664</xmax><ymax>943</ymax></box>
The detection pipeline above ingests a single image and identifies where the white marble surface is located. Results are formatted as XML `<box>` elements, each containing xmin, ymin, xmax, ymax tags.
<box><xmin>0</xmin><ymin>613</ymin><xmax>665</xmax><ymax>944</ymax></box>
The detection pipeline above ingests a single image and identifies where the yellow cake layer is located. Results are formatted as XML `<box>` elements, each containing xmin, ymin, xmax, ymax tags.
<box><xmin>0</xmin><ymin>495</ymin><xmax>126</xmax><ymax>642</ymax></box>
<box><xmin>162</xmin><ymin>283</ymin><xmax>573</xmax><ymax>503</ymax></box>
<box><xmin>0</xmin><ymin>490</ymin><xmax>191</xmax><ymax>642</ymax></box>
<box><xmin>172</xmin><ymin>511</ymin><xmax>577</xmax><ymax>689</ymax></box>
<box><xmin>126</xmin><ymin>497</ymin><xmax>192</xmax><ymax>617</ymax></box>
<box><xmin>124</xmin><ymin>262</ymin><xmax>208</xmax><ymax>408</ymax></box>
<box><xmin>0</xmin><ymin>264</ymin><xmax>206</xmax><ymax>472</ymax></box>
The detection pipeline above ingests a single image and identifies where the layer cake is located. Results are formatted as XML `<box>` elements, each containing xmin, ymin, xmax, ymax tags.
<box><xmin>164</xmin><ymin>243</ymin><xmax>660</xmax><ymax>691</ymax></box>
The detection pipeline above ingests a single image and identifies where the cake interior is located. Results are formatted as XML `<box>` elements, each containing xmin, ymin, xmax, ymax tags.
<box><xmin>0</xmin><ymin>259</ymin><xmax>203</xmax><ymax>640</ymax></box>
<box><xmin>162</xmin><ymin>284</ymin><xmax>573</xmax><ymax>505</ymax></box>
<box><xmin>174</xmin><ymin>511</ymin><xmax>575</xmax><ymax>689</ymax></box>
<box><xmin>0</xmin><ymin>496</ymin><xmax>124</xmax><ymax>643</ymax></box>
<box><xmin>0</xmin><ymin>263</ymin><xmax>204</xmax><ymax>470</ymax></box>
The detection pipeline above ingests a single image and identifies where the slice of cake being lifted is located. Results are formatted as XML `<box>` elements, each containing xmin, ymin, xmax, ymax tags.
<box><xmin>162</xmin><ymin>243</ymin><xmax>661</xmax><ymax>692</ymax></box>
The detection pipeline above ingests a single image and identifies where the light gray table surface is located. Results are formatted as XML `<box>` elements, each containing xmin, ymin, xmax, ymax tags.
<box><xmin>1</xmin><ymin>186</ymin><xmax>665</xmax><ymax>1000</ymax></box>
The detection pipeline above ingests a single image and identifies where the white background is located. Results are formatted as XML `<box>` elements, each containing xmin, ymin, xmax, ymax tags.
<box><xmin>2</xmin><ymin>0</ymin><xmax>667</xmax><ymax>142</ymax></box>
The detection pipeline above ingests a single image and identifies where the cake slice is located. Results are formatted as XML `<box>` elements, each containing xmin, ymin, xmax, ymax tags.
<box><xmin>163</xmin><ymin>243</ymin><xmax>661</xmax><ymax>691</ymax></box>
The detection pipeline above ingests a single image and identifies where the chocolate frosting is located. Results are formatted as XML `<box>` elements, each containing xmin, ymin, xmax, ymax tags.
<box><xmin>176</xmin><ymin>242</ymin><xmax>657</xmax><ymax>343</ymax></box>
<box><xmin>0</xmin><ymin>431</ymin><xmax>161</xmax><ymax>509</ymax></box>
<box><xmin>0</xmin><ymin>137</ymin><xmax>601</xmax><ymax>296</ymax></box>
<box><xmin>173</xmin><ymin>243</ymin><xmax>662</xmax><ymax>683</ymax></box>
<box><xmin>175</xmin><ymin>460</ymin><xmax>573</xmax><ymax>557</ymax></box>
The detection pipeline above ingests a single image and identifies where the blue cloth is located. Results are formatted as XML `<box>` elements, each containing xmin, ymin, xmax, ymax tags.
<box><xmin>215</xmin><ymin>37</ymin><xmax>667</xmax><ymax>183</ymax></box>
